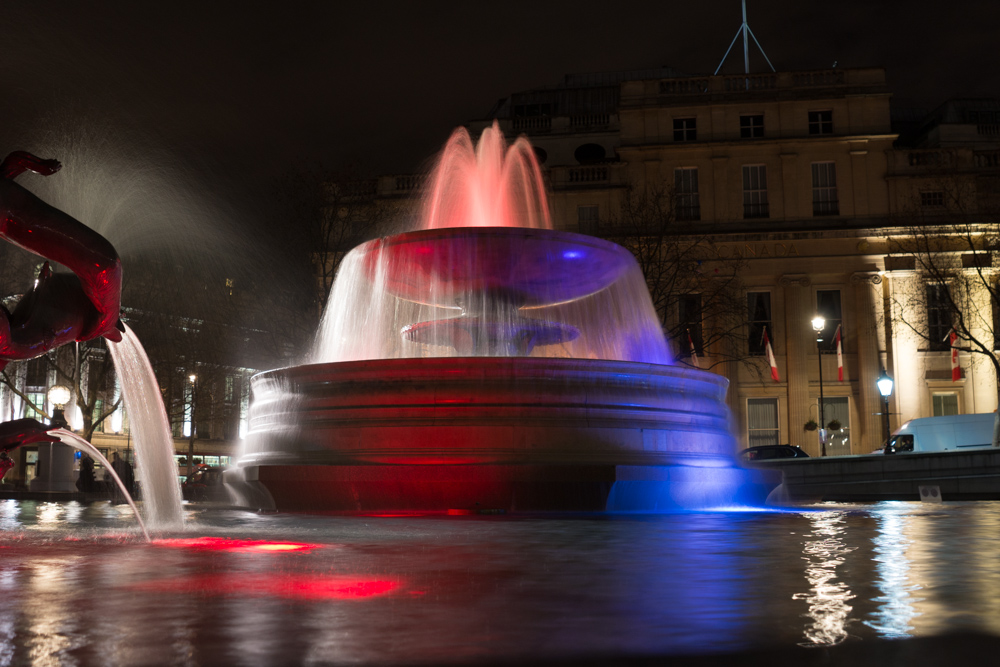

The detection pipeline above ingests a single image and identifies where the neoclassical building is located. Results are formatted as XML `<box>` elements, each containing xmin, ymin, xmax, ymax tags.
<box><xmin>457</xmin><ymin>67</ymin><xmax>1000</xmax><ymax>455</ymax></box>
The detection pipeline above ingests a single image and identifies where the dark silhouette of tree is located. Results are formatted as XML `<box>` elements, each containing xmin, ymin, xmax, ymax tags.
<box><xmin>600</xmin><ymin>183</ymin><xmax>753</xmax><ymax>373</ymax></box>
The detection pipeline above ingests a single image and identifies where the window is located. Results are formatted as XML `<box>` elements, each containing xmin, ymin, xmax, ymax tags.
<box><xmin>740</xmin><ymin>114</ymin><xmax>765</xmax><ymax>138</ymax></box>
<box><xmin>816</xmin><ymin>290</ymin><xmax>842</xmax><ymax>353</ymax></box>
<box><xmin>811</xmin><ymin>162</ymin><xmax>839</xmax><ymax>216</ymax></box>
<box><xmin>674</xmin><ymin>168</ymin><xmax>700</xmax><ymax>221</ymax></box>
<box><xmin>933</xmin><ymin>393</ymin><xmax>959</xmax><ymax>416</ymax></box>
<box><xmin>577</xmin><ymin>205</ymin><xmax>599</xmax><ymax>235</ymax></box>
<box><xmin>574</xmin><ymin>143</ymin><xmax>606</xmax><ymax>164</ymax></box>
<box><xmin>742</xmin><ymin>165</ymin><xmax>769</xmax><ymax>218</ymax></box>
<box><xmin>747</xmin><ymin>292</ymin><xmax>772</xmax><ymax>356</ymax></box>
<box><xmin>679</xmin><ymin>294</ymin><xmax>704</xmax><ymax>357</ymax></box>
<box><xmin>921</xmin><ymin>191</ymin><xmax>945</xmax><ymax>207</ymax></box>
<box><xmin>24</xmin><ymin>392</ymin><xmax>45</xmax><ymax>421</ymax></box>
<box><xmin>748</xmin><ymin>398</ymin><xmax>779</xmax><ymax>447</ymax></box>
<box><xmin>25</xmin><ymin>358</ymin><xmax>47</xmax><ymax>388</ymax></box>
<box><xmin>92</xmin><ymin>399</ymin><xmax>105</xmax><ymax>433</ymax></box>
<box><xmin>808</xmin><ymin>110</ymin><xmax>833</xmax><ymax>135</ymax></box>
<box><xmin>926</xmin><ymin>284</ymin><xmax>952</xmax><ymax>351</ymax></box>
<box><xmin>993</xmin><ymin>286</ymin><xmax>1000</xmax><ymax>350</ymax></box>
<box><xmin>823</xmin><ymin>396</ymin><xmax>851</xmax><ymax>456</ymax></box>
<box><xmin>673</xmin><ymin>117</ymin><xmax>697</xmax><ymax>142</ymax></box>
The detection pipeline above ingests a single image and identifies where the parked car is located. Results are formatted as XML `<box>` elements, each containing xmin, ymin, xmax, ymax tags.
<box><xmin>181</xmin><ymin>465</ymin><xmax>229</xmax><ymax>502</ymax></box>
<box><xmin>738</xmin><ymin>445</ymin><xmax>809</xmax><ymax>463</ymax></box>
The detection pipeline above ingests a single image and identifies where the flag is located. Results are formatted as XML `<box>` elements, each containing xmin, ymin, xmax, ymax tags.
<box><xmin>949</xmin><ymin>330</ymin><xmax>961</xmax><ymax>381</ymax></box>
<box><xmin>834</xmin><ymin>324</ymin><xmax>843</xmax><ymax>382</ymax></box>
<box><xmin>687</xmin><ymin>329</ymin><xmax>700</xmax><ymax>369</ymax></box>
<box><xmin>763</xmin><ymin>327</ymin><xmax>779</xmax><ymax>382</ymax></box>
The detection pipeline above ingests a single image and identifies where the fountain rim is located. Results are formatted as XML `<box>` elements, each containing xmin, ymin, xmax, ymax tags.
<box><xmin>253</xmin><ymin>356</ymin><xmax>728</xmax><ymax>390</ymax></box>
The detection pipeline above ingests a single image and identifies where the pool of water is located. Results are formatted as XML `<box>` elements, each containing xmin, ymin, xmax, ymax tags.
<box><xmin>1</xmin><ymin>499</ymin><xmax>999</xmax><ymax>665</ymax></box>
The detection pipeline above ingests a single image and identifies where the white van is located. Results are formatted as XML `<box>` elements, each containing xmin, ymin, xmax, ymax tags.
<box><xmin>884</xmin><ymin>413</ymin><xmax>999</xmax><ymax>454</ymax></box>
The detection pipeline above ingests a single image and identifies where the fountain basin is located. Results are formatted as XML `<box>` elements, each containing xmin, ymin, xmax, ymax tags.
<box><xmin>227</xmin><ymin>358</ymin><xmax>772</xmax><ymax>512</ymax></box>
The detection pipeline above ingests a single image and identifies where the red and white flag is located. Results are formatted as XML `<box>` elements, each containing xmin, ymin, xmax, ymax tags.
<box><xmin>834</xmin><ymin>324</ymin><xmax>844</xmax><ymax>382</ymax></box>
<box><xmin>763</xmin><ymin>327</ymin><xmax>779</xmax><ymax>382</ymax></box>
<box><xmin>949</xmin><ymin>330</ymin><xmax>961</xmax><ymax>382</ymax></box>
<box><xmin>687</xmin><ymin>329</ymin><xmax>700</xmax><ymax>369</ymax></box>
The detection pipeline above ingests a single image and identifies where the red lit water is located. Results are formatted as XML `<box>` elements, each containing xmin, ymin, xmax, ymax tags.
<box><xmin>421</xmin><ymin>122</ymin><xmax>551</xmax><ymax>230</ymax></box>
<box><xmin>2</xmin><ymin>500</ymin><xmax>1000</xmax><ymax>663</ymax></box>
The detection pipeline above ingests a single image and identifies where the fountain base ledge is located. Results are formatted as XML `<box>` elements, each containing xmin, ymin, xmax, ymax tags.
<box><xmin>226</xmin><ymin>358</ymin><xmax>779</xmax><ymax>512</ymax></box>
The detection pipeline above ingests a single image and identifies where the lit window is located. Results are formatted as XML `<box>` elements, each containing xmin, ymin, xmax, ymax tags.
<box><xmin>674</xmin><ymin>168</ymin><xmax>700</xmax><ymax>221</ymax></box>
<box><xmin>747</xmin><ymin>292</ymin><xmax>772</xmax><ymax>356</ymax></box>
<box><xmin>921</xmin><ymin>191</ymin><xmax>945</xmax><ymax>207</ymax></box>
<box><xmin>577</xmin><ymin>205</ymin><xmax>599</xmax><ymax>235</ymax></box>
<box><xmin>742</xmin><ymin>165</ymin><xmax>769</xmax><ymax>219</ymax></box>
<box><xmin>748</xmin><ymin>398</ymin><xmax>779</xmax><ymax>447</ymax></box>
<box><xmin>740</xmin><ymin>114</ymin><xmax>764</xmax><ymax>138</ymax></box>
<box><xmin>933</xmin><ymin>393</ymin><xmax>959</xmax><ymax>416</ymax></box>
<box><xmin>811</xmin><ymin>162</ymin><xmax>839</xmax><ymax>216</ymax></box>
<box><xmin>926</xmin><ymin>284</ymin><xmax>952</xmax><ymax>351</ymax></box>
<box><xmin>808</xmin><ymin>110</ymin><xmax>833</xmax><ymax>135</ymax></box>
<box><xmin>679</xmin><ymin>294</ymin><xmax>703</xmax><ymax>357</ymax></box>
<box><xmin>824</xmin><ymin>397</ymin><xmax>851</xmax><ymax>455</ymax></box>
<box><xmin>816</xmin><ymin>290</ymin><xmax>842</xmax><ymax>353</ymax></box>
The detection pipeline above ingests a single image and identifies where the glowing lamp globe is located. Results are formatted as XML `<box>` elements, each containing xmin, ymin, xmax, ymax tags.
<box><xmin>47</xmin><ymin>384</ymin><xmax>71</xmax><ymax>407</ymax></box>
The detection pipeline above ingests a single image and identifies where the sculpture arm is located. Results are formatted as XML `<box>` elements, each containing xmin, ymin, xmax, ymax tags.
<box><xmin>0</xmin><ymin>418</ymin><xmax>59</xmax><ymax>453</ymax></box>
<box><xmin>1</xmin><ymin>152</ymin><xmax>61</xmax><ymax>179</ymax></box>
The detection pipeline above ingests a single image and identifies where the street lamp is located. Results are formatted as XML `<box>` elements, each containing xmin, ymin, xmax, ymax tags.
<box><xmin>187</xmin><ymin>373</ymin><xmax>197</xmax><ymax>476</ymax></box>
<box><xmin>44</xmin><ymin>384</ymin><xmax>72</xmax><ymax>491</ymax></box>
<box><xmin>877</xmin><ymin>370</ymin><xmax>894</xmax><ymax>446</ymax></box>
<box><xmin>811</xmin><ymin>315</ymin><xmax>827</xmax><ymax>457</ymax></box>
<box><xmin>47</xmin><ymin>384</ymin><xmax>71</xmax><ymax>429</ymax></box>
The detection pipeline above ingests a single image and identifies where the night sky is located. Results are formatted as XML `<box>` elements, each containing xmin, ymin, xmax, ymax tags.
<box><xmin>1</xmin><ymin>0</ymin><xmax>998</xmax><ymax>236</ymax></box>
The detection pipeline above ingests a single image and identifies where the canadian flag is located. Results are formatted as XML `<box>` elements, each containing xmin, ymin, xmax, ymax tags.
<box><xmin>834</xmin><ymin>324</ymin><xmax>843</xmax><ymax>382</ymax></box>
<box><xmin>763</xmin><ymin>327</ymin><xmax>779</xmax><ymax>382</ymax></box>
<box><xmin>687</xmin><ymin>329</ymin><xmax>700</xmax><ymax>369</ymax></box>
<box><xmin>949</xmin><ymin>330</ymin><xmax>961</xmax><ymax>382</ymax></box>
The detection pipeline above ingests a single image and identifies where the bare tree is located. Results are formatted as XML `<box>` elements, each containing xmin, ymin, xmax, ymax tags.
<box><xmin>273</xmin><ymin>161</ymin><xmax>394</xmax><ymax>325</ymax></box>
<box><xmin>601</xmin><ymin>183</ymin><xmax>753</xmax><ymax>373</ymax></box>
<box><xmin>886</xmin><ymin>179</ymin><xmax>1000</xmax><ymax>442</ymax></box>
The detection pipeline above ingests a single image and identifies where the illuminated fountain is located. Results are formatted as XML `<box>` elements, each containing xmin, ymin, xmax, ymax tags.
<box><xmin>228</xmin><ymin>124</ymin><xmax>768</xmax><ymax>512</ymax></box>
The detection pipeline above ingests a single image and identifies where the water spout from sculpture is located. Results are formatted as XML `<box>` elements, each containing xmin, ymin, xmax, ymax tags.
<box><xmin>50</xmin><ymin>429</ymin><xmax>150</xmax><ymax>542</ymax></box>
<box><xmin>107</xmin><ymin>324</ymin><xmax>184</xmax><ymax>528</ymax></box>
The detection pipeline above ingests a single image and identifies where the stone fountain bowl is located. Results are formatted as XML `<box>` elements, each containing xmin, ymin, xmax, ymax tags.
<box><xmin>362</xmin><ymin>227</ymin><xmax>631</xmax><ymax>308</ymax></box>
<box><xmin>229</xmin><ymin>357</ymin><xmax>747</xmax><ymax>512</ymax></box>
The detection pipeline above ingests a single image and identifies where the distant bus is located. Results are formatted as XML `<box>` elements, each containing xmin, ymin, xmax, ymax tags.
<box><xmin>884</xmin><ymin>413</ymin><xmax>998</xmax><ymax>454</ymax></box>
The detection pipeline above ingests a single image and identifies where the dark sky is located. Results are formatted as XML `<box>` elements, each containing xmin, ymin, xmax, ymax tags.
<box><xmin>1</xmin><ymin>0</ymin><xmax>998</xmax><ymax>227</ymax></box>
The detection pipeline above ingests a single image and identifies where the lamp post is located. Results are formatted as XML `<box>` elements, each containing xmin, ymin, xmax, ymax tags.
<box><xmin>187</xmin><ymin>373</ymin><xmax>197</xmax><ymax>477</ymax></box>
<box><xmin>877</xmin><ymin>370</ymin><xmax>894</xmax><ymax>446</ymax></box>
<box><xmin>43</xmin><ymin>384</ymin><xmax>71</xmax><ymax>491</ymax></box>
<box><xmin>811</xmin><ymin>315</ymin><xmax>827</xmax><ymax>457</ymax></box>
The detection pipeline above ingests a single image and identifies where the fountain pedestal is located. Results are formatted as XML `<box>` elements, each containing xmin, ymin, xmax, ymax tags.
<box><xmin>228</xmin><ymin>358</ymin><xmax>774</xmax><ymax>511</ymax></box>
<box><xmin>28</xmin><ymin>443</ymin><xmax>77</xmax><ymax>493</ymax></box>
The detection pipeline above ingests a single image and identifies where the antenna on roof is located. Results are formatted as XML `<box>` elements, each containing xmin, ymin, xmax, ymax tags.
<box><xmin>714</xmin><ymin>0</ymin><xmax>775</xmax><ymax>83</ymax></box>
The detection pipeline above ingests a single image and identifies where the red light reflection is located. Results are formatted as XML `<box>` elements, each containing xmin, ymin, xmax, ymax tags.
<box><xmin>152</xmin><ymin>537</ymin><xmax>324</xmax><ymax>553</ymax></box>
<box><xmin>130</xmin><ymin>573</ymin><xmax>399</xmax><ymax>600</ymax></box>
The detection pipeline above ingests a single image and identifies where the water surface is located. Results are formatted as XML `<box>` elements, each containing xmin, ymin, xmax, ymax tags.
<box><xmin>1</xmin><ymin>500</ymin><xmax>998</xmax><ymax>664</ymax></box>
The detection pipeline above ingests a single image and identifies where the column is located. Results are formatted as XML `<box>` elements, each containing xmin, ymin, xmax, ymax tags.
<box><xmin>781</xmin><ymin>275</ymin><xmax>813</xmax><ymax>453</ymax></box>
<box><xmin>853</xmin><ymin>273</ymin><xmax>884</xmax><ymax>452</ymax></box>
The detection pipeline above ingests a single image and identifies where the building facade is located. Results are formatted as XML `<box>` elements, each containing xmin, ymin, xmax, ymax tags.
<box><xmin>468</xmin><ymin>67</ymin><xmax>1000</xmax><ymax>455</ymax></box>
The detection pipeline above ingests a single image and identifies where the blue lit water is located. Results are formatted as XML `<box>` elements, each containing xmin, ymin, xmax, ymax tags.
<box><xmin>1</xmin><ymin>499</ymin><xmax>999</xmax><ymax>664</ymax></box>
